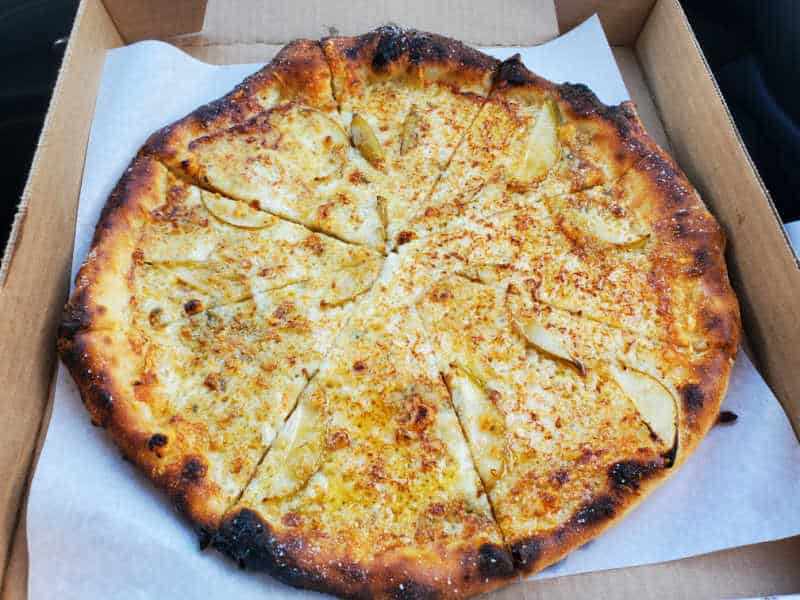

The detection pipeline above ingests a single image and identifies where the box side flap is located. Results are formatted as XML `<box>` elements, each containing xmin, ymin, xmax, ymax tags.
<box><xmin>511</xmin><ymin>536</ymin><xmax>800</xmax><ymax>599</ymax></box>
<box><xmin>102</xmin><ymin>0</ymin><xmax>207</xmax><ymax>43</ymax></box>
<box><xmin>171</xmin><ymin>41</ymin><xmax>285</xmax><ymax>65</ymax></box>
<box><xmin>0</xmin><ymin>0</ymin><xmax>123</xmax><ymax>590</ymax></box>
<box><xmin>0</xmin><ymin>378</ymin><xmax>55</xmax><ymax>600</ymax></box>
<box><xmin>636</xmin><ymin>0</ymin><xmax>800</xmax><ymax>434</ymax></box>
<box><xmin>174</xmin><ymin>0</ymin><xmax>558</xmax><ymax>49</ymax></box>
<box><xmin>556</xmin><ymin>0</ymin><xmax>656</xmax><ymax>45</ymax></box>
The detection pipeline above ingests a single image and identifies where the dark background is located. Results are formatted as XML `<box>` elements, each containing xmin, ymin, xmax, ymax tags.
<box><xmin>0</xmin><ymin>0</ymin><xmax>797</xmax><ymax>250</ymax></box>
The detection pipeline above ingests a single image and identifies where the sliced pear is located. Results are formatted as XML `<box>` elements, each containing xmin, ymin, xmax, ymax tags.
<box><xmin>446</xmin><ymin>367</ymin><xmax>506</xmax><ymax>490</ymax></box>
<box><xmin>187</xmin><ymin>105</ymin><xmax>348</xmax><ymax>199</ymax></box>
<box><xmin>376</xmin><ymin>196</ymin><xmax>389</xmax><ymax>243</ymax></box>
<box><xmin>256</xmin><ymin>394</ymin><xmax>327</xmax><ymax>500</ymax></box>
<box><xmin>507</xmin><ymin>293</ymin><xmax>584</xmax><ymax>374</ymax></box>
<box><xmin>547</xmin><ymin>193</ymin><xmax>650</xmax><ymax>248</ymax></box>
<box><xmin>172</xmin><ymin>264</ymin><xmax>248</xmax><ymax>297</ymax></box>
<box><xmin>318</xmin><ymin>258</ymin><xmax>383</xmax><ymax>307</ymax></box>
<box><xmin>512</xmin><ymin>99</ymin><xmax>560</xmax><ymax>185</ymax></box>
<box><xmin>611</xmin><ymin>364</ymin><xmax>677</xmax><ymax>448</ymax></box>
<box><xmin>400</xmin><ymin>105</ymin><xmax>422</xmax><ymax>155</ymax></box>
<box><xmin>201</xmin><ymin>191</ymin><xmax>275</xmax><ymax>229</ymax></box>
<box><xmin>351</xmin><ymin>113</ymin><xmax>385</xmax><ymax>168</ymax></box>
<box><xmin>455</xmin><ymin>263</ymin><xmax>507</xmax><ymax>286</ymax></box>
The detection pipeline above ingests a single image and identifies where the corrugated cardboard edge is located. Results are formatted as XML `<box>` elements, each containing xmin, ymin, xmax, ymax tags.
<box><xmin>102</xmin><ymin>0</ymin><xmax>207</xmax><ymax>43</ymax></box>
<box><xmin>636</xmin><ymin>0</ymin><xmax>800</xmax><ymax>436</ymax></box>
<box><xmin>556</xmin><ymin>0</ymin><xmax>656</xmax><ymax>45</ymax></box>
<box><xmin>0</xmin><ymin>0</ymin><xmax>123</xmax><ymax>592</ymax></box>
<box><xmin>173</xmin><ymin>0</ymin><xmax>558</xmax><ymax>48</ymax></box>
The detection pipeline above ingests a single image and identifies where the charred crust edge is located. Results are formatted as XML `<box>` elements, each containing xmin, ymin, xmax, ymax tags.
<box><xmin>214</xmin><ymin>509</ymin><xmax>513</xmax><ymax>599</ymax></box>
<box><xmin>56</xmin><ymin>333</ymin><xmax>114</xmax><ymax>427</ymax></box>
<box><xmin>213</xmin><ymin>509</ymin><xmax>343</xmax><ymax>595</ymax></box>
<box><xmin>476</xmin><ymin>542</ymin><xmax>515</xmax><ymax>580</ymax></box>
<box><xmin>511</xmin><ymin>458</ymin><xmax>668</xmax><ymax>572</ymax></box>
<box><xmin>335</xmin><ymin>25</ymin><xmax>498</xmax><ymax>74</ymax></box>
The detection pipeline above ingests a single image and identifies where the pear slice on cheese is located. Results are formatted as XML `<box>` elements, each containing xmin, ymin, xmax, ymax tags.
<box><xmin>256</xmin><ymin>392</ymin><xmax>327</xmax><ymax>501</ymax></box>
<box><xmin>318</xmin><ymin>258</ymin><xmax>383</xmax><ymax>308</ymax></box>
<box><xmin>547</xmin><ymin>193</ymin><xmax>650</xmax><ymax>248</ymax></box>
<box><xmin>611</xmin><ymin>364</ymin><xmax>677</xmax><ymax>448</ymax></box>
<box><xmin>512</xmin><ymin>100</ymin><xmax>560</xmax><ymax>185</ymax></box>
<box><xmin>351</xmin><ymin>113</ymin><xmax>385</xmax><ymax>168</ymax></box>
<box><xmin>202</xmin><ymin>191</ymin><xmax>275</xmax><ymax>229</ymax></box>
<box><xmin>400</xmin><ymin>105</ymin><xmax>423</xmax><ymax>155</ymax></box>
<box><xmin>507</xmin><ymin>293</ymin><xmax>584</xmax><ymax>374</ymax></box>
<box><xmin>446</xmin><ymin>367</ymin><xmax>507</xmax><ymax>491</ymax></box>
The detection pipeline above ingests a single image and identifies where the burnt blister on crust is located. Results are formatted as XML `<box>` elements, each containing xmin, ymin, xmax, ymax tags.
<box><xmin>571</xmin><ymin>494</ymin><xmax>617</xmax><ymax>528</ymax></box>
<box><xmin>181</xmin><ymin>457</ymin><xmax>207</xmax><ymax>482</ymax></box>
<box><xmin>58</xmin><ymin>288</ymin><xmax>93</xmax><ymax>339</ymax></box>
<box><xmin>608</xmin><ymin>460</ymin><xmax>662</xmax><ymax>490</ymax></box>
<box><xmin>147</xmin><ymin>433</ymin><xmax>168</xmax><ymax>451</ymax></box>
<box><xmin>681</xmin><ymin>382</ymin><xmax>705</xmax><ymax>414</ymax></box>
<box><xmin>476</xmin><ymin>543</ymin><xmax>515</xmax><ymax>580</ymax></box>
<box><xmin>214</xmin><ymin>509</ymin><xmax>330</xmax><ymax>592</ymax></box>
<box><xmin>340</xmin><ymin>25</ymin><xmax>498</xmax><ymax>75</ymax></box>
<box><xmin>494</xmin><ymin>55</ymin><xmax>537</xmax><ymax>87</ymax></box>
<box><xmin>509</xmin><ymin>538</ymin><xmax>543</xmax><ymax>571</ymax></box>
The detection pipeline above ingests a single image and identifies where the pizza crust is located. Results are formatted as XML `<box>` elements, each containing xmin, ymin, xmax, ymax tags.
<box><xmin>59</xmin><ymin>27</ymin><xmax>740</xmax><ymax>598</ymax></box>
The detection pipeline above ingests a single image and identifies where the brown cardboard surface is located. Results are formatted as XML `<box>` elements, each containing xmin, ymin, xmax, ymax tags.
<box><xmin>637</xmin><ymin>0</ymin><xmax>800</xmax><ymax>436</ymax></box>
<box><xmin>556</xmin><ymin>0</ymin><xmax>656</xmax><ymax>45</ymax></box>
<box><xmin>178</xmin><ymin>0</ymin><xmax>558</xmax><ymax>47</ymax></box>
<box><xmin>103</xmin><ymin>0</ymin><xmax>207</xmax><ymax>43</ymax></box>
<box><xmin>505</xmin><ymin>537</ymin><xmax>800</xmax><ymax>599</ymax></box>
<box><xmin>0</xmin><ymin>0</ymin><xmax>122</xmax><ymax>590</ymax></box>
<box><xmin>1</xmin><ymin>0</ymin><xmax>798</xmax><ymax>597</ymax></box>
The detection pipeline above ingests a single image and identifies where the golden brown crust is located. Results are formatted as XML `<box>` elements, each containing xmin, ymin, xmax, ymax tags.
<box><xmin>494</xmin><ymin>54</ymin><xmax>653</xmax><ymax>186</ymax></box>
<box><xmin>57</xmin><ymin>329</ymin><xmax>224</xmax><ymax>533</ymax></box>
<box><xmin>323</xmin><ymin>25</ymin><xmax>498</xmax><ymax>95</ymax></box>
<box><xmin>214</xmin><ymin>508</ymin><xmax>515</xmax><ymax>599</ymax></box>
<box><xmin>143</xmin><ymin>39</ymin><xmax>336</xmax><ymax>169</ymax></box>
<box><xmin>59</xmin><ymin>26</ymin><xmax>741</xmax><ymax>598</ymax></box>
<box><xmin>58</xmin><ymin>155</ymin><xmax>226</xmax><ymax>532</ymax></box>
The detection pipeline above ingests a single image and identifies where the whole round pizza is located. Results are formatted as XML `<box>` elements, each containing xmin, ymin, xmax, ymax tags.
<box><xmin>58</xmin><ymin>26</ymin><xmax>740</xmax><ymax>599</ymax></box>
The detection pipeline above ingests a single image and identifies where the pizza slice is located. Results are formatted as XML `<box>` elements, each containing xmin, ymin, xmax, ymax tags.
<box><xmin>403</xmin><ymin>172</ymin><xmax>738</xmax><ymax>358</ymax></box>
<box><xmin>144</xmin><ymin>39</ymin><xmax>339</xmax><ymax>174</ymax></box>
<box><xmin>142</xmin><ymin>40</ymin><xmax>388</xmax><ymax>249</ymax></box>
<box><xmin>213</xmin><ymin>256</ymin><xmax>514</xmax><ymax>599</ymax></box>
<box><xmin>323</xmin><ymin>26</ymin><xmax>498</xmax><ymax>249</ymax></box>
<box><xmin>411</xmin><ymin>267</ymin><xmax>728</xmax><ymax>575</ymax></box>
<box><xmin>68</xmin><ymin>156</ymin><xmax>380</xmax><ymax>332</ymax></box>
<box><xmin>59</xmin><ymin>259</ymin><xmax>382</xmax><ymax>533</ymax></box>
<box><xmin>401</xmin><ymin>55</ymin><xmax>654</xmax><ymax>242</ymax></box>
<box><xmin>59</xmin><ymin>153</ymin><xmax>386</xmax><ymax>531</ymax></box>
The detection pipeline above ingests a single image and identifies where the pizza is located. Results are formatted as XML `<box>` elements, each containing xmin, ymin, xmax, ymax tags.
<box><xmin>58</xmin><ymin>26</ymin><xmax>740</xmax><ymax>599</ymax></box>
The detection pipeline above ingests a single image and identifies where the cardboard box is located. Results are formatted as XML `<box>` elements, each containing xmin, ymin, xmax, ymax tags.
<box><xmin>1</xmin><ymin>1</ymin><xmax>798</xmax><ymax>597</ymax></box>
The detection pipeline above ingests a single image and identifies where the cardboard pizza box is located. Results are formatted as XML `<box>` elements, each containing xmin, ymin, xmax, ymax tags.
<box><xmin>0</xmin><ymin>0</ymin><xmax>797</xmax><ymax>597</ymax></box>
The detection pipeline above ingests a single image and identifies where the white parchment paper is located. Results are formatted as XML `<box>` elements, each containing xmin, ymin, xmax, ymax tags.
<box><xmin>28</xmin><ymin>17</ymin><xmax>800</xmax><ymax>598</ymax></box>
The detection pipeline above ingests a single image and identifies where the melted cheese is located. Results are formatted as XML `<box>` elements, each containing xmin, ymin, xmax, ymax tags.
<box><xmin>236</xmin><ymin>263</ymin><xmax>504</xmax><ymax>563</ymax></box>
<box><xmin>131</xmin><ymin>259</ymin><xmax>381</xmax><ymax>509</ymax></box>
<box><xmin>178</xmin><ymin>103</ymin><xmax>384</xmax><ymax>248</ymax></box>
<box><xmin>133</xmin><ymin>166</ymin><xmax>379</xmax><ymax>326</ymax></box>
